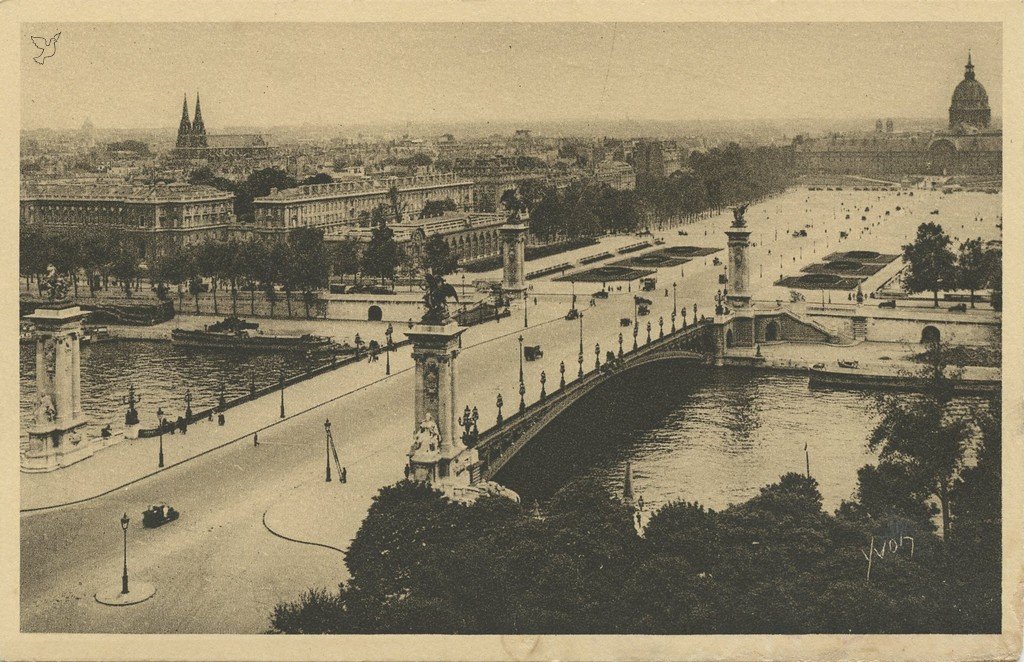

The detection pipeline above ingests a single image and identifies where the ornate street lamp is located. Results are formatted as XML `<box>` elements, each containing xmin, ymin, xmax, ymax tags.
<box><xmin>671</xmin><ymin>309</ymin><xmax>677</xmax><ymax>333</ymax></box>
<box><xmin>122</xmin><ymin>384</ymin><xmax>140</xmax><ymax>426</ymax></box>
<box><xmin>633</xmin><ymin>320</ymin><xmax>639</xmax><ymax>351</ymax></box>
<box><xmin>385</xmin><ymin>323</ymin><xmax>394</xmax><ymax>375</ymax></box>
<box><xmin>618</xmin><ymin>332</ymin><xmax>624</xmax><ymax>358</ymax></box>
<box><xmin>594</xmin><ymin>343</ymin><xmax>601</xmax><ymax>370</ymax></box>
<box><xmin>672</xmin><ymin>282</ymin><xmax>677</xmax><ymax>319</ymax></box>
<box><xmin>539</xmin><ymin>371</ymin><xmax>547</xmax><ymax>400</ymax></box>
<box><xmin>559</xmin><ymin>360</ymin><xmax>566</xmax><ymax>388</ymax></box>
<box><xmin>495</xmin><ymin>393</ymin><xmax>504</xmax><ymax>426</ymax></box>
<box><xmin>577</xmin><ymin>311</ymin><xmax>585</xmax><ymax>379</ymax></box>
<box><xmin>279</xmin><ymin>369</ymin><xmax>286</xmax><ymax>419</ymax></box>
<box><xmin>659</xmin><ymin>316</ymin><xmax>664</xmax><ymax>338</ymax></box>
<box><xmin>324</xmin><ymin>419</ymin><xmax>332</xmax><ymax>482</ymax></box>
<box><xmin>646</xmin><ymin>320</ymin><xmax>652</xmax><ymax>344</ymax></box>
<box><xmin>155</xmin><ymin>408</ymin><xmax>166</xmax><ymax>465</ymax></box>
<box><xmin>523</xmin><ymin>291</ymin><xmax>529</xmax><ymax>328</ymax></box>
<box><xmin>518</xmin><ymin>335</ymin><xmax>525</xmax><ymax>413</ymax></box>
<box><xmin>120</xmin><ymin>512</ymin><xmax>130</xmax><ymax>595</ymax></box>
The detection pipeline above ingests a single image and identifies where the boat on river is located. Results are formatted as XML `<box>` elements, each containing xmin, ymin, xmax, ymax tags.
<box><xmin>171</xmin><ymin>316</ymin><xmax>336</xmax><ymax>354</ymax></box>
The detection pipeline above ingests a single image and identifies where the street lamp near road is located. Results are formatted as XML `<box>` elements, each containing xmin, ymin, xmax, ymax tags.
<box><xmin>157</xmin><ymin>422</ymin><xmax>165</xmax><ymax>468</ymax></box>
<box><xmin>324</xmin><ymin>419</ymin><xmax>332</xmax><ymax>482</ymax></box>
<box><xmin>385</xmin><ymin>323</ymin><xmax>394</xmax><ymax>375</ymax></box>
<box><xmin>518</xmin><ymin>335</ymin><xmax>526</xmax><ymax>413</ymax></box>
<box><xmin>279</xmin><ymin>369</ymin><xmax>285</xmax><ymax>419</ymax></box>
<box><xmin>559</xmin><ymin>360</ymin><xmax>566</xmax><ymax>388</ymax></box>
<box><xmin>495</xmin><ymin>393</ymin><xmax>504</xmax><ymax>426</ymax></box>
<box><xmin>659</xmin><ymin>316</ymin><xmax>664</xmax><ymax>338</ymax></box>
<box><xmin>646</xmin><ymin>320</ymin><xmax>652</xmax><ymax>344</ymax></box>
<box><xmin>577</xmin><ymin>311</ymin><xmax>585</xmax><ymax>379</ymax></box>
<box><xmin>523</xmin><ymin>291</ymin><xmax>529</xmax><ymax>328</ymax></box>
<box><xmin>672</xmin><ymin>282</ymin><xmax>677</xmax><ymax>318</ymax></box>
<box><xmin>539</xmin><ymin>371</ymin><xmax>547</xmax><ymax>400</ymax></box>
<box><xmin>594</xmin><ymin>343</ymin><xmax>601</xmax><ymax>371</ymax></box>
<box><xmin>120</xmin><ymin>512</ymin><xmax>130</xmax><ymax>595</ymax></box>
<box><xmin>671</xmin><ymin>310</ymin><xmax>677</xmax><ymax>333</ymax></box>
<box><xmin>633</xmin><ymin>319</ymin><xmax>639</xmax><ymax>351</ymax></box>
<box><xmin>618</xmin><ymin>332</ymin><xmax>624</xmax><ymax>358</ymax></box>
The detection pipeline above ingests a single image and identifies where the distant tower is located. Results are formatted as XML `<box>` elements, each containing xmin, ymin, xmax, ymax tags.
<box><xmin>191</xmin><ymin>93</ymin><xmax>208</xmax><ymax>148</ymax></box>
<box><xmin>175</xmin><ymin>94</ymin><xmax>192</xmax><ymax>148</ymax></box>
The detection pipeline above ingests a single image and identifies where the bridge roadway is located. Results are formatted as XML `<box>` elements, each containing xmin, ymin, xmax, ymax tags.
<box><xmin>19</xmin><ymin>192</ymin><xmax>887</xmax><ymax>634</ymax></box>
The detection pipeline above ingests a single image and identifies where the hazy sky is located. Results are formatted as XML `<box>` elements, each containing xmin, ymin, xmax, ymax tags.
<box><xmin>21</xmin><ymin>22</ymin><xmax>1001</xmax><ymax>130</ymax></box>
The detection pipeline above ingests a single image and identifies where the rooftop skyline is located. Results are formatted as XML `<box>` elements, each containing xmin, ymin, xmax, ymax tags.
<box><xmin>21</xmin><ymin>22</ymin><xmax>1002</xmax><ymax>131</ymax></box>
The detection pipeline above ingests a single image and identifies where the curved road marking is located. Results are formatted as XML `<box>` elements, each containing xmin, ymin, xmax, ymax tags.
<box><xmin>261</xmin><ymin>510</ymin><xmax>345</xmax><ymax>555</ymax></box>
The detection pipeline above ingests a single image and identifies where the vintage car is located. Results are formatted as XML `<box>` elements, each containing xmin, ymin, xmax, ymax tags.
<box><xmin>524</xmin><ymin>345</ymin><xmax>543</xmax><ymax>361</ymax></box>
<box><xmin>949</xmin><ymin>302</ymin><xmax>968</xmax><ymax>312</ymax></box>
<box><xmin>592</xmin><ymin>290</ymin><xmax>609</xmax><ymax>300</ymax></box>
<box><xmin>620</xmin><ymin>317</ymin><xmax>632</xmax><ymax>327</ymax></box>
<box><xmin>837</xmin><ymin>360</ymin><xmax>860</xmax><ymax>370</ymax></box>
<box><xmin>878</xmin><ymin>299</ymin><xmax>897</xmax><ymax>309</ymax></box>
<box><xmin>641</xmin><ymin>277</ymin><xmax>657</xmax><ymax>292</ymax></box>
<box><xmin>637</xmin><ymin>303</ymin><xmax>651</xmax><ymax>316</ymax></box>
<box><xmin>564</xmin><ymin>308</ymin><xmax>581</xmax><ymax>320</ymax></box>
<box><xmin>142</xmin><ymin>504</ymin><xmax>180</xmax><ymax>528</ymax></box>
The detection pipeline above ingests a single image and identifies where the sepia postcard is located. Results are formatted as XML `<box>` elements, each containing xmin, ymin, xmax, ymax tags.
<box><xmin>1</xmin><ymin>1</ymin><xmax>1021</xmax><ymax>661</ymax></box>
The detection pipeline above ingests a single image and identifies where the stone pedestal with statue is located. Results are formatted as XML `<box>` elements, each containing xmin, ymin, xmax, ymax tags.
<box><xmin>22</xmin><ymin>304</ymin><xmax>94</xmax><ymax>473</ymax></box>
<box><xmin>405</xmin><ymin>274</ymin><xmax>476</xmax><ymax>489</ymax></box>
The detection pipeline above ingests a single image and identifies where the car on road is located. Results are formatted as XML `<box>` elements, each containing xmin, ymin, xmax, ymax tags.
<box><xmin>592</xmin><ymin>290</ymin><xmax>609</xmax><ymax>300</ymax></box>
<box><xmin>837</xmin><ymin>360</ymin><xmax>859</xmax><ymax>369</ymax></box>
<box><xmin>524</xmin><ymin>345</ymin><xmax>543</xmax><ymax>361</ymax></box>
<box><xmin>142</xmin><ymin>504</ymin><xmax>180</xmax><ymax>528</ymax></box>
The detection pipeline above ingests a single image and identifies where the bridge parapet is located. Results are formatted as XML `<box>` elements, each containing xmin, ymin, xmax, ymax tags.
<box><xmin>472</xmin><ymin>320</ymin><xmax>718</xmax><ymax>483</ymax></box>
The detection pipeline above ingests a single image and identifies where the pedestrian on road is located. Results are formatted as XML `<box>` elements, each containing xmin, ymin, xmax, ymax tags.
<box><xmin>217</xmin><ymin>412</ymin><xmax>225</xmax><ymax>426</ymax></box>
<box><xmin>253</xmin><ymin>432</ymin><xmax>259</xmax><ymax>447</ymax></box>
<box><xmin>177</xmin><ymin>416</ymin><xmax>186</xmax><ymax>435</ymax></box>
<box><xmin>341</xmin><ymin>467</ymin><xmax>347</xmax><ymax>483</ymax></box>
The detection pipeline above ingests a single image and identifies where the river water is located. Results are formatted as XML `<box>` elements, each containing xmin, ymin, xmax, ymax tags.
<box><xmin>19</xmin><ymin>340</ymin><xmax>313</xmax><ymax>441</ymax></box>
<box><xmin>496</xmin><ymin>362</ymin><xmax>988</xmax><ymax>513</ymax></box>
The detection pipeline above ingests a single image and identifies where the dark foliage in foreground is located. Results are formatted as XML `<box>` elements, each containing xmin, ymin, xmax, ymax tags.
<box><xmin>271</xmin><ymin>415</ymin><xmax>1001</xmax><ymax>635</ymax></box>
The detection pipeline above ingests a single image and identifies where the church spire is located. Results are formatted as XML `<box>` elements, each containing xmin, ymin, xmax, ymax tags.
<box><xmin>191</xmin><ymin>92</ymin><xmax>208</xmax><ymax>147</ymax></box>
<box><xmin>965</xmin><ymin>49</ymin><xmax>975</xmax><ymax>80</ymax></box>
<box><xmin>175</xmin><ymin>93</ymin><xmax>192</xmax><ymax>148</ymax></box>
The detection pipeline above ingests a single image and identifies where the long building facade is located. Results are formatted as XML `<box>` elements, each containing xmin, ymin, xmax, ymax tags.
<box><xmin>791</xmin><ymin>55</ymin><xmax>1001</xmax><ymax>179</ymax></box>
<box><xmin>20</xmin><ymin>181</ymin><xmax>236</xmax><ymax>258</ymax></box>
<box><xmin>252</xmin><ymin>173</ymin><xmax>475</xmax><ymax>233</ymax></box>
<box><xmin>330</xmin><ymin>211</ymin><xmax>507</xmax><ymax>265</ymax></box>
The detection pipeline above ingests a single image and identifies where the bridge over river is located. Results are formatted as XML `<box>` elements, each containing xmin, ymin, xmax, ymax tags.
<box><xmin>472</xmin><ymin>320</ymin><xmax>718</xmax><ymax>482</ymax></box>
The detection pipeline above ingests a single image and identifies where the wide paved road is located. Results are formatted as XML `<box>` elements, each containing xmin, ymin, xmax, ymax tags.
<box><xmin>21</xmin><ymin>187</ymin><xmax>997</xmax><ymax>633</ymax></box>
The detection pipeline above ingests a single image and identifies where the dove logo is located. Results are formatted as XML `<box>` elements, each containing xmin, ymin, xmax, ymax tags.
<box><xmin>31</xmin><ymin>32</ymin><xmax>61</xmax><ymax>65</ymax></box>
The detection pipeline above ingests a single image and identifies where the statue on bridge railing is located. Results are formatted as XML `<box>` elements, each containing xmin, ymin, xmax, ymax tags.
<box><xmin>40</xmin><ymin>264</ymin><xmax>71</xmax><ymax>304</ymax></box>
<box><xmin>421</xmin><ymin>272</ymin><xmax>459</xmax><ymax>325</ymax></box>
<box><xmin>731</xmin><ymin>202</ymin><xmax>750</xmax><ymax>228</ymax></box>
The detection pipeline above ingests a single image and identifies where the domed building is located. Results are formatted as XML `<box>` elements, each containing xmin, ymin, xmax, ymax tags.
<box><xmin>949</xmin><ymin>51</ymin><xmax>991</xmax><ymax>131</ymax></box>
<box><xmin>791</xmin><ymin>53</ymin><xmax>1001</xmax><ymax>178</ymax></box>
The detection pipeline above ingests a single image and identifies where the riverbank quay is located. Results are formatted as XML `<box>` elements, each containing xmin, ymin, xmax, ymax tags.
<box><xmin>723</xmin><ymin>341</ymin><xmax>1000</xmax><ymax>393</ymax></box>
